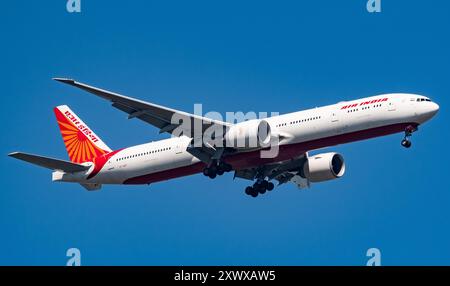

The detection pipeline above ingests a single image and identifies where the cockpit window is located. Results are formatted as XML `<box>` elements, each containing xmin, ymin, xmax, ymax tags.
<box><xmin>416</xmin><ymin>98</ymin><xmax>432</xmax><ymax>102</ymax></box>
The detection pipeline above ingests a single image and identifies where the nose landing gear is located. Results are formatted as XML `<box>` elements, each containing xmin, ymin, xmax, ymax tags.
<box><xmin>401</xmin><ymin>139</ymin><xmax>412</xmax><ymax>148</ymax></box>
<box><xmin>401</xmin><ymin>125</ymin><xmax>417</xmax><ymax>149</ymax></box>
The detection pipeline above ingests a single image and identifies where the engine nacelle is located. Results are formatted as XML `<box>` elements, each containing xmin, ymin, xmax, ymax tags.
<box><xmin>302</xmin><ymin>152</ymin><xmax>346</xmax><ymax>182</ymax></box>
<box><xmin>225</xmin><ymin>119</ymin><xmax>272</xmax><ymax>149</ymax></box>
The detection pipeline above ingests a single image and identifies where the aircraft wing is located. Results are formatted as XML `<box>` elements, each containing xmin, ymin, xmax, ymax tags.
<box><xmin>8</xmin><ymin>152</ymin><xmax>90</xmax><ymax>173</ymax></box>
<box><xmin>53</xmin><ymin>78</ymin><xmax>231</xmax><ymax>137</ymax></box>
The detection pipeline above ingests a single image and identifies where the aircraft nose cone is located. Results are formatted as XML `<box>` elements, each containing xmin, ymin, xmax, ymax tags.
<box><xmin>430</xmin><ymin>102</ymin><xmax>440</xmax><ymax>115</ymax></box>
<box><xmin>421</xmin><ymin>101</ymin><xmax>439</xmax><ymax>122</ymax></box>
<box><xmin>416</xmin><ymin>100</ymin><xmax>439</xmax><ymax>124</ymax></box>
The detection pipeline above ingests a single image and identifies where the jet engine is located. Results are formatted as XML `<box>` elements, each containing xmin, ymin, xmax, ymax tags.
<box><xmin>302</xmin><ymin>152</ymin><xmax>346</xmax><ymax>182</ymax></box>
<box><xmin>224</xmin><ymin>119</ymin><xmax>272</xmax><ymax>149</ymax></box>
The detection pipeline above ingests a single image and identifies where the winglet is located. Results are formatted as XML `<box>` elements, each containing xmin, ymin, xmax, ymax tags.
<box><xmin>53</xmin><ymin>77</ymin><xmax>75</xmax><ymax>84</ymax></box>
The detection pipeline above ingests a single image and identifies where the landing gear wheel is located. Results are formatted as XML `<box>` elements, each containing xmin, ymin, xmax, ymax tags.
<box><xmin>258</xmin><ymin>182</ymin><xmax>268</xmax><ymax>194</ymax></box>
<box><xmin>245</xmin><ymin>186</ymin><xmax>254</xmax><ymax>196</ymax></box>
<box><xmin>253</xmin><ymin>181</ymin><xmax>268</xmax><ymax>194</ymax></box>
<box><xmin>401</xmin><ymin>139</ymin><xmax>412</xmax><ymax>148</ymax></box>
<box><xmin>267</xmin><ymin>182</ymin><xmax>275</xmax><ymax>191</ymax></box>
<box><xmin>204</xmin><ymin>161</ymin><xmax>232</xmax><ymax>179</ymax></box>
<box><xmin>250</xmin><ymin>191</ymin><xmax>258</xmax><ymax>198</ymax></box>
<box><xmin>203</xmin><ymin>166</ymin><xmax>218</xmax><ymax>179</ymax></box>
<box><xmin>261</xmin><ymin>180</ymin><xmax>269</xmax><ymax>190</ymax></box>
<box><xmin>245</xmin><ymin>186</ymin><xmax>259</xmax><ymax>197</ymax></box>
<box><xmin>258</xmin><ymin>186</ymin><xmax>267</xmax><ymax>194</ymax></box>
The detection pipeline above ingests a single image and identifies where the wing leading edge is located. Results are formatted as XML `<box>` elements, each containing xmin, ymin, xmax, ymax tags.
<box><xmin>53</xmin><ymin>78</ymin><xmax>231</xmax><ymax>136</ymax></box>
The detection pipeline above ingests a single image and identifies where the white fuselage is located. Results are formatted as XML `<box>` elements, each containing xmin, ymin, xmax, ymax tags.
<box><xmin>55</xmin><ymin>93</ymin><xmax>439</xmax><ymax>185</ymax></box>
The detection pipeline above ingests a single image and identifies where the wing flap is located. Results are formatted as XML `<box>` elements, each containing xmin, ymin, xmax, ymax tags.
<box><xmin>8</xmin><ymin>152</ymin><xmax>90</xmax><ymax>173</ymax></box>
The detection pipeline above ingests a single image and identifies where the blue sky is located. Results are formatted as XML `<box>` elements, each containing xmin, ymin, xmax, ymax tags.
<box><xmin>0</xmin><ymin>1</ymin><xmax>449</xmax><ymax>265</ymax></box>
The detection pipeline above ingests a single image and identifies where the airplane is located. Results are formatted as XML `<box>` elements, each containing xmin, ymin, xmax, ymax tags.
<box><xmin>8</xmin><ymin>78</ymin><xmax>439</xmax><ymax>197</ymax></box>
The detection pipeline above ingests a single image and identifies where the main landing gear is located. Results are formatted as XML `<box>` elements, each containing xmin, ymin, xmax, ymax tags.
<box><xmin>401</xmin><ymin>125</ymin><xmax>417</xmax><ymax>149</ymax></box>
<box><xmin>203</xmin><ymin>161</ymin><xmax>233</xmax><ymax>179</ymax></box>
<box><xmin>244</xmin><ymin>180</ymin><xmax>275</xmax><ymax>198</ymax></box>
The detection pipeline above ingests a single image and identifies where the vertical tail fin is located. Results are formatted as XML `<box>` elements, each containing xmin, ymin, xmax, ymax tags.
<box><xmin>54</xmin><ymin>105</ymin><xmax>112</xmax><ymax>163</ymax></box>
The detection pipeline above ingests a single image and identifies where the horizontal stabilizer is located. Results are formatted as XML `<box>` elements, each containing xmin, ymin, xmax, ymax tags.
<box><xmin>8</xmin><ymin>152</ymin><xmax>90</xmax><ymax>173</ymax></box>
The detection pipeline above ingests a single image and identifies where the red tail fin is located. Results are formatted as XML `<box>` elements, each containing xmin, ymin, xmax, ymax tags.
<box><xmin>54</xmin><ymin>105</ymin><xmax>112</xmax><ymax>163</ymax></box>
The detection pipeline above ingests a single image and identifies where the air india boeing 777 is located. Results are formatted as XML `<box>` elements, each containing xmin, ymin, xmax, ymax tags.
<box><xmin>8</xmin><ymin>78</ymin><xmax>439</xmax><ymax>197</ymax></box>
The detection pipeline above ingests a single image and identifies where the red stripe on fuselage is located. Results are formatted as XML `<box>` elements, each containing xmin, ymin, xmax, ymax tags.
<box><xmin>123</xmin><ymin>122</ymin><xmax>418</xmax><ymax>185</ymax></box>
<box><xmin>87</xmin><ymin>149</ymin><xmax>123</xmax><ymax>180</ymax></box>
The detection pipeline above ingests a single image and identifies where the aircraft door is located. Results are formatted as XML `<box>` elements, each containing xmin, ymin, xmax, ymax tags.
<box><xmin>175</xmin><ymin>141</ymin><xmax>184</xmax><ymax>155</ymax></box>
<box><xmin>330</xmin><ymin>109</ymin><xmax>347</xmax><ymax>134</ymax></box>
<box><xmin>387</xmin><ymin>100</ymin><xmax>396</xmax><ymax>111</ymax></box>
<box><xmin>331</xmin><ymin>111</ymin><xmax>339</xmax><ymax>122</ymax></box>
